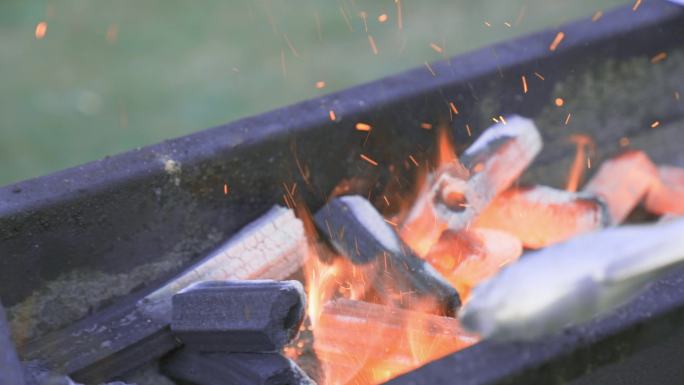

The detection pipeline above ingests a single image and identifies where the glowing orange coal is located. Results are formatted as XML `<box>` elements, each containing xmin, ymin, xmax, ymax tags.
<box><xmin>424</xmin><ymin>228</ymin><xmax>522</xmax><ymax>300</ymax></box>
<box><xmin>291</xmin><ymin>125</ymin><xmax>505</xmax><ymax>385</ymax></box>
<box><xmin>291</xmin><ymin>118</ymin><xmax>683</xmax><ymax>385</ymax></box>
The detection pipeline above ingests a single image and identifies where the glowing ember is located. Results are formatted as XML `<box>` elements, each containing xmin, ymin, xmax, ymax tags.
<box><xmin>356</xmin><ymin>122</ymin><xmax>372</xmax><ymax>131</ymax></box>
<box><xmin>645</xmin><ymin>166</ymin><xmax>684</xmax><ymax>215</ymax></box>
<box><xmin>566</xmin><ymin>134</ymin><xmax>594</xmax><ymax>192</ymax></box>
<box><xmin>316</xmin><ymin>81</ymin><xmax>327</xmax><ymax>89</ymax></box>
<box><xmin>449</xmin><ymin>102</ymin><xmax>459</xmax><ymax>115</ymax></box>
<box><xmin>584</xmin><ymin>150</ymin><xmax>659</xmax><ymax>224</ymax></box>
<box><xmin>35</xmin><ymin>21</ymin><xmax>47</xmax><ymax>40</ymax></box>
<box><xmin>651</xmin><ymin>52</ymin><xmax>667</xmax><ymax>64</ymax></box>
<box><xmin>378</xmin><ymin>13</ymin><xmax>388</xmax><ymax>23</ymax></box>
<box><xmin>425</xmin><ymin>228</ymin><xmax>522</xmax><ymax>300</ymax></box>
<box><xmin>424</xmin><ymin>62</ymin><xmax>437</xmax><ymax>77</ymax></box>
<box><xmin>360</xmin><ymin>154</ymin><xmax>378</xmax><ymax>166</ymax></box>
<box><xmin>555</xmin><ymin>97</ymin><xmax>564</xmax><ymax>107</ymax></box>
<box><xmin>592</xmin><ymin>11</ymin><xmax>604</xmax><ymax>22</ymax></box>
<box><xmin>430</xmin><ymin>43</ymin><xmax>444</xmax><ymax>53</ymax></box>
<box><xmin>106</xmin><ymin>23</ymin><xmax>118</xmax><ymax>43</ymax></box>
<box><xmin>368</xmin><ymin>35</ymin><xmax>379</xmax><ymax>55</ymax></box>
<box><xmin>549</xmin><ymin>32</ymin><xmax>565</xmax><ymax>51</ymax></box>
<box><xmin>474</xmin><ymin>186</ymin><xmax>605</xmax><ymax>249</ymax></box>
<box><xmin>290</xmin><ymin>113</ymin><xmax>682</xmax><ymax>385</ymax></box>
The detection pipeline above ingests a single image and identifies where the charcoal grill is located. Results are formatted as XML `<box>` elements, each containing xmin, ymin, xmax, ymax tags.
<box><xmin>1</xmin><ymin>1</ymin><xmax>684</xmax><ymax>384</ymax></box>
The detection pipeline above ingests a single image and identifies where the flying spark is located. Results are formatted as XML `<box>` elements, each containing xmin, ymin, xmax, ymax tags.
<box><xmin>592</xmin><ymin>11</ymin><xmax>604</xmax><ymax>22</ymax></box>
<box><xmin>564</xmin><ymin>113</ymin><xmax>572</xmax><ymax>125</ymax></box>
<box><xmin>424</xmin><ymin>62</ymin><xmax>436</xmax><ymax>76</ymax></box>
<box><xmin>409</xmin><ymin>155</ymin><xmax>419</xmax><ymax>166</ymax></box>
<box><xmin>368</xmin><ymin>35</ymin><xmax>379</xmax><ymax>55</ymax></box>
<box><xmin>360</xmin><ymin>154</ymin><xmax>378</xmax><ymax>166</ymax></box>
<box><xmin>106</xmin><ymin>23</ymin><xmax>118</xmax><ymax>43</ymax></box>
<box><xmin>534</xmin><ymin>72</ymin><xmax>545</xmax><ymax>80</ymax></box>
<box><xmin>329</xmin><ymin>110</ymin><xmax>337</xmax><ymax>121</ymax></box>
<box><xmin>355</xmin><ymin>122</ymin><xmax>372</xmax><ymax>131</ymax></box>
<box><xmin>632</xmin><ymin>0</ymin><xmax>642</xmax><ymax>11</ymax></box>
<box><xmin>359</xmin><ymin>11</ymin><xmax>369</xmax><ymax>32</ymax></box>
<box><xmin>521</xmin><ymin>75</ymin><xmax>528</xmax><ymax>94</ymax></box>
<box><xmin>223</xmin><ymin>184</ymin><xmax>230</xmax><ymax>195</ymax></box>
<box><xmin>430</xmin><ymin>43</ymin><xmax>443</xmax><ymax>53</ymax></box>
<box><xmin>340</xmin><ymin>5</ymin><xmax>354</xmax><ymax>32</ymax></box>
<box><xmin>651</xmin><ymin>120</ymin><xmax>660</xmax><ymax>128</ymax></box>
<box><xmin>35</xmin><ymin>21</ymin><xmax>47</xmax><ymax>39</ymax></box>
<box><xmin>651</xmin><ymin>52</ymin><xmax>667</xmax><ymax>64</ymax></box>
<box><xmin>283</xmin><ymin>34</ymin><xmax>300</xmax><ymax>57</ymax></box>
<box><xmin>420</xmin><ymin>122</ymin><xmax>432</xmax><ymax>130</ymax></box>
<box><xmin>549</xmin><ymin>32</ymin><xmax>565</xmax><ymax>51</ymax></box>
<box><xmin>449</xmin><ymin>102</ymin><xmax>459</xmax><ymax>115</ymax></box>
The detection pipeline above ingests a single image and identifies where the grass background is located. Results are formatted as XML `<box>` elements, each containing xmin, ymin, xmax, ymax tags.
<box><xmin>0</xmin><ymin>0</ymin><xmax>629</xmax><ymax>186</ymax></box>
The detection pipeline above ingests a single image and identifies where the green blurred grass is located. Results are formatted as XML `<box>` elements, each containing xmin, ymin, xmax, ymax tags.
<box><xmin>0</xmin><ymin>0</ymin><xmax>629</xmax><ymax>186</ymax></box>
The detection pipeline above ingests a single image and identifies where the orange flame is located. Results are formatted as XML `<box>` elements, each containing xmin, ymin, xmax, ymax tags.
<box><xmin>292</xmin><ymin>125</ymin><xmax>537</xmax><ymax>384</ymax></box>
<box><xmin>565</xmin><ymin>134</ymin><xmax>594</xmax><ymax>192</ymax></box>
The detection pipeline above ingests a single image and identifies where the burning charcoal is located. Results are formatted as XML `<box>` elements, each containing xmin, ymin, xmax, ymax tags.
<box><xmin>461</xmin><ymin>218</ymin><xmax>684</xmax><ymax>341</ymax></box>
<box><xmin>1</xmin><ymin>301</ymin><xmax>26</xmax><ymax>385</ymax></box>
<box><xmin>314</xmin><ymin>195</ymin><xmax>461</xmax><ymax>316</ymax></box>
<box><xmin>425</xmin><ymin>228</ymin><xmax>523</xmax><ymax>299</ymax></box>
<box><xmin>313</xmin><ymin>299</ymin><xmax>477</xmax><ymax>384</ymax></box>
<box><xmin>473</xmin><ymin>186</ymin><xmax>610</xmax><ymax>248</ymax></box>
<box><xmin>171</xmin><ymin>280</ymin><xmax>306</xmax><ymax>352</ymax></box>
<box><xmin>23</xmin><ymin>206</ymin><xmax>308</xmax><ymax>384</ymax></box>
<box><xmin>583</xmin><ymin>150</ymin><xmax>659</xmax><ymax>224</ymax></box>
<box><xmin>645</xmin><ymin>165</ymin><xmax>684</xmax><ymax>215</ymax></box>
<box><xmin>401</xmin><ymin>116</ymin><xmax>542</xmax><ymax>256</ymax></box>
<box><xmin>161</xmin><ymin>349</ymin><xmax>316</xmax><ymax>385</ymax></box>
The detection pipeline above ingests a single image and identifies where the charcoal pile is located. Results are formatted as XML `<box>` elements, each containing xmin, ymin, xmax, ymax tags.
<box><xmin>161</xmin><ymin>280</ymin><xmax>315</xmax><ymax>385</ymax></box>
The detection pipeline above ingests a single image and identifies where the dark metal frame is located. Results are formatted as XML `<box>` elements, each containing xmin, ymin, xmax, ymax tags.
<box><xmin>1</xmin><ymin>0</ymin><xmax>684</xmax><ymax>383</ymax></box>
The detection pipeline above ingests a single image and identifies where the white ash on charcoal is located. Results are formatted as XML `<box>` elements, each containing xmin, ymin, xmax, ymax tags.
<box><xmin>583</xmin><ymin>150</ymin><xmax>659</xmax><ymax>225</ymax></box>
<box><xmin>161</xmin><ymin>349</ymin><xmax>316</xmax><ymax>385</ymax></box>
<box><xmin>473</xmin><ymin>186</ymin><xmax>610</xmax><ymax>249</ymax></box>
<box><xmin>1</xmin><ymin>301</ymin><xmax>26</xmax><ymax>385</ymax></box>
<box><xmin>460</xmin><ymin>218</ymin><xmax>684</xmax><ymax>341</ymax></box>
<box><xmin>21</xmin><ymin>206</ymin><xmax>308</xmax><ymax>385</ymax></box>
<box><xmin>171</xmin><ymin>280</ymin><xmax>305</xmax><ymax>352</ymax></box>
<box><xmin>314</xmin><ymin>195</ymin><xmax>461</xmax><ymax>316</ymax></box>
<box><xmin>645</xmin><ymin>165</ymin><xmax>684</xmax><ymax>215</ymax></box>
<box><xmin>401</xmin><ymin>116</ymin><xmax>542</xmax><ymax>256</ymax></box>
